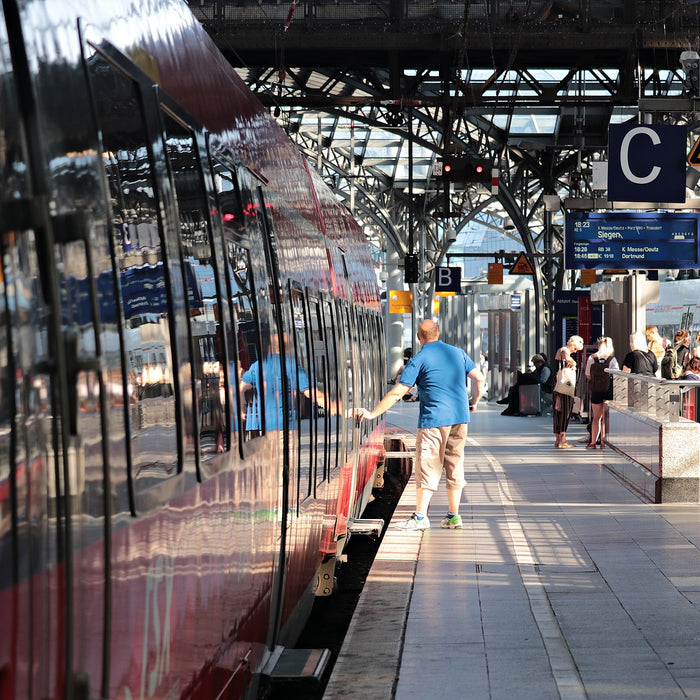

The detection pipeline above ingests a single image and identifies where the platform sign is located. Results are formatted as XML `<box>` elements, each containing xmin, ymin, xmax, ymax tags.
<box><xmin>608</xmin><ymin>124</ymin><xmax>686</xmax><ymax>203</ymax></box>
<box><xmin>564</xmin><ymin>212</ymin><xmax>699</xmax><ymax>270</ymax></box>
<box><xmin>435</xmin><ymin>266</ymin><xmax>461</xmax><ymax>292</ymax></box>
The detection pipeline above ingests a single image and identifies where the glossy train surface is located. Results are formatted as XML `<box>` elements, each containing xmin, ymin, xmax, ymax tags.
<box><xmin>0</xmin><ymin>1</ymin><xmax>385</xmax><ymax>697</ymax></box>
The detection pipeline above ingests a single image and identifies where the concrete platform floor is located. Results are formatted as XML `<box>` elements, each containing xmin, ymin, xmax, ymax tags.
<box><xmin>324</xmin><ymin>400</ymin><xmax>700</xmax><ymax>700</ymax></box>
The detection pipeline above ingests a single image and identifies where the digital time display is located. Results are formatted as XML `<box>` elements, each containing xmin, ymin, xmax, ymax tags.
<box><xmin>564</xmin><ymin>212</ymin><xmax>699</xmax><ymax>270</ymax></box>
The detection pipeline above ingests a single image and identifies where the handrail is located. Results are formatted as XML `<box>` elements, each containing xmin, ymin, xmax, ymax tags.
<box><xmin>606</xmin><ymin>368</ymin><xmax>700</xmax><ymax>423</ymax></box>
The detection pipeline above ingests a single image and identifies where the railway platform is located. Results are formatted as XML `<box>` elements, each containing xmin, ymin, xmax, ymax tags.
<box><xmin>324</xmin><ymin>399</ymin><xmax>700</xmax><ymax>699</ymax></box>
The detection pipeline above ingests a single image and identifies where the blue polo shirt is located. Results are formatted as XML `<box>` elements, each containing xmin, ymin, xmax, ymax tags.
<box><xmin>398</xmin><ymin>340</ymin><xmax>476</xmax><ymax>428</ymax></box>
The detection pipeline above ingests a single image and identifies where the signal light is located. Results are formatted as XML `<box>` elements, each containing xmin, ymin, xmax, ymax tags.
<box><xmin>435</xmin><ymin>155</ymin><xmax>492</xmax><ymax>184</ymax></box>
<box><xmin>404</xmin><ymin>253</ymin><xmax>419</xmax><ymax>284</ymax></box>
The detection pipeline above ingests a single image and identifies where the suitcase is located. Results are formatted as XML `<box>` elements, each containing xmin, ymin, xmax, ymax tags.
<box><xmin>518</xmin><ymin>383</ymin><xmax>541</xmax><ymax>415</ymax></box>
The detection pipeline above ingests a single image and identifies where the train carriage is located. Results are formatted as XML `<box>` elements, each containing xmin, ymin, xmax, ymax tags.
<box><xmin>0</xmin><ymin>1</ymin><xmax>384</xmax><ymax>698</ymax></box>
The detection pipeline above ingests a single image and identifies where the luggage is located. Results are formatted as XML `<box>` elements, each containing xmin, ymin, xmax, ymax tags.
<box><xmin>518</xmin><ymin>383</ymin><xmax>541</xmax><ymax>415</ymax></box>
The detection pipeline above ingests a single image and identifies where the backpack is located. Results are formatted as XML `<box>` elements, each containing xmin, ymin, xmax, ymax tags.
<box><xmin>661</xmin><ymin>343</ymin><xmax>684</xmax><ymax>379</ymax></box>
<box><xmin>588</xmin><ymin>355</ymin><xmax>612</xmax><ymax>392</ymax></box>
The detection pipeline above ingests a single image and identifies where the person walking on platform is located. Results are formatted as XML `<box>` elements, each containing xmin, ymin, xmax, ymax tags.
<box><xmin>622</xmin><ymin>331</ymin><xmax>657</xmax><ymax>377</ymax></box>
<box><xmin>585</xmin><ymin>336</ymin><xmax>618</xmax><ymax>449</ymax></box>
<box><xmin>552</xmin><ymin>335</ymin><xmax>584</xmax><ymax>449</ymax></box>
<box><xmin>355</xmin><ymin>319</ymin><xmax>485</xmax><ymax>531</ymax></box>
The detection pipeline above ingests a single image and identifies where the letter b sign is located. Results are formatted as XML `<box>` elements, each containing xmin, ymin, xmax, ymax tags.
<box><xmin>435</xmin><ymin>267</ymin><xmax>461</xmax><ymax>293</ymax></box>
<box><xmin>608</xmin><ymin>124</ymin><xmax>686</xmax><ymax>203</ymax></box>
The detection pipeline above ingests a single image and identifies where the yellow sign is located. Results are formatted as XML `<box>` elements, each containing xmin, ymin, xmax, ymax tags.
<box><xmin>389</xmin><ymin>289</ymin><xmax>413</xmax><ymax>314</ymax></box>
<box><xmin>509</xmin><ymin>252</ymin><xmax>535</xmax><ymax>275</ymax></box>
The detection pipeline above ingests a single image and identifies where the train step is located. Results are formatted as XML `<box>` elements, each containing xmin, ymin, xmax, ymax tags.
<box><xmin>384</xmin><ymin>451</ymin><xmax>416</xmax><ymax>459</ymax></box>
<box><xmin>262</xmin><ymin>646</ymin><xmax>331</xmax><ymax>684</ymax></box>
<box><xmin>347</xmin><ymin>518</ymin><xmax>385</xmax><ymax>536</ymax></box>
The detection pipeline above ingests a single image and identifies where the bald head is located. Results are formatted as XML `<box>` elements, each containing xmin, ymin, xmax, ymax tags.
<box><xmin>418</xmin><ymin>319</ymin><xmax>440</xmax><ymax>344</ymax></box>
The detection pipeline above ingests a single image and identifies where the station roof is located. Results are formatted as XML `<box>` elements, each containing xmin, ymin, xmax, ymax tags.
<box><xmin>189</xmin><ymin>0</ymin><xmax>700</xmax><ymax>286</ymax></box>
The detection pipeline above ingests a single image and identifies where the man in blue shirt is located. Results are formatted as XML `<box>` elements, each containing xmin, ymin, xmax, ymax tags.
<box><xmin>356</xmin><ymin>319</ymin><xmax>485</xmax><ymax>530</ymax></box>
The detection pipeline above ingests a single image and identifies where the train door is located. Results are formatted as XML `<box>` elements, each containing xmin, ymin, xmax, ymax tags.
<box><xmin>0</xmin><ymin>228</ymin><xmax>60</xmax><ymax>700</ymax></box>
<box><xmin>0</xmin><ymin>15</ymin><xmax>61</xmax><ymax>698</ymax></box>
<box><xmin>0</xmin><ymin>11</ymin><xmax>113</xmax><ymax>699</ymax></box>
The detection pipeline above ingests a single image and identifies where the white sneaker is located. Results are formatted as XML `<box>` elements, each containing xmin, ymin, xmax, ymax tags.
<box><xmin>395</xmin><ymin>514</ymin><xmax>430</xmax><ymax>531</ymax></box>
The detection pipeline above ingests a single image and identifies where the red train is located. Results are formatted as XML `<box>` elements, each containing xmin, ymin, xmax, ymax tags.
<box><xmin>0</xmin><ymin>1</ymin><xmax>385</xmax><ymax>697</ymax></box>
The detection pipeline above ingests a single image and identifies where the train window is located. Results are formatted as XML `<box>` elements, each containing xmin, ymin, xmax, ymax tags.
<box><xmin>226</xmin><ymin>240</ymin><xmax>263</xmax><ymax>440</ymax></box>
<box><xmin>88</xmin><ymin>55</ymin><xmax>179</xmax><ymax>494</ymax></box>
<box><xmin>308</xmin><ymin>296</ymin><xmax>330</xmax><ymax>486</ymax></box>
<box><xmin>162</xmin><ymin>112</ymin><xmax>229</xmax><ymax>460</ymax></box>
<box><xmin>322</xmin><ymin>299</ymin><xmax>341</xmax><ymax>474</ymax></box>
<box><xmin>290</xmin><ymin>286</ymin><xmax>313</xmax><ymax>504</ymax></box>
<box><xmin>341</xmin><ymin>303</ymin><xmax>355</xmax><ymax>457</ymax></box>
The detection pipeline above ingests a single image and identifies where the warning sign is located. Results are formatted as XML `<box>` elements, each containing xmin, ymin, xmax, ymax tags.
<box><xmin>509</xmin><ymin>252</ymin><xmax>535</xmax><ymax>275</ymax></box>
<box><xmin>689</xmin><ymin>137</ymin><xmax>700</xmax><ymax>166</ymax></box>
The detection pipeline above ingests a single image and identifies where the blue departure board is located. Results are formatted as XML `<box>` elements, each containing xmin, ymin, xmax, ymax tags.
<box><xmin>564</xmin><ymin>212</ymin><xmax>699</xmax><ymax>269</ymax></box>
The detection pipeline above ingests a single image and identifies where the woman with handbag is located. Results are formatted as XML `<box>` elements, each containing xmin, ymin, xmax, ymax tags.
<box><xmin>553</xmin><ymin>335</ymin><xmax>584</xmax><ymax>448</ymax></box>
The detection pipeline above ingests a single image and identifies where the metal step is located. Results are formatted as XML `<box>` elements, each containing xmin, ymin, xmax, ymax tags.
<box><xmin>263</xmin><ymin>646</ymin><xmax>331</xmax><ymax>683</ymax></box>
<box><xmin>347</xmin><ymin>517</ymin><xmax>384</xmax><ymax>536</ymax></box>
<box><xmin>384</xmin><ymin>451</ymin><xmax>416</xmax><ymax>459</ymax></box>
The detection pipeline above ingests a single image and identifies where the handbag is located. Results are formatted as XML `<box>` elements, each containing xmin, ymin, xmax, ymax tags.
<box><xmin>554</xmin><ymin>366</ymin><xmax>576</xmax><ymax>397</ymax></box>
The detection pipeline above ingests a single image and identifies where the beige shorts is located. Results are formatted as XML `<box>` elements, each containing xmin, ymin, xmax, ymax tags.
<box><xmin>415</xmin><ymin>423</ymin><xmax>468</xmax><ymax>491</ymax></box>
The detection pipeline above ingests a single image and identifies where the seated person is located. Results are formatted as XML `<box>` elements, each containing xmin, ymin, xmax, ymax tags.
<box><xmin>497</xmin><ymin>354</ymin><xmax>551</xmax><ymax>415</ymax></box>
<box><xmin>389</xmin><ymin>348</ymin><xmax>412</xmax><ymax>384</ymax></box>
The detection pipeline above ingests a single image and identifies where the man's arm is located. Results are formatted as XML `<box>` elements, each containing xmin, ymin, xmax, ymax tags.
<box><xmin>468</xmin><ymin>367</ymin><xmax>486</xmax><ymax>411</ymax></box>
<box><xmin>356</xmin><ymin>383</ymin><xmax>412</xmax><ymax>420</ymax></box>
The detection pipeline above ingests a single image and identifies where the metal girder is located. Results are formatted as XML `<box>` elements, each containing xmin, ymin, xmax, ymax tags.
<box><xmin>189</xmin><ymin>0</ymin><xmax>700</xmax><ymax>332</ymax></box>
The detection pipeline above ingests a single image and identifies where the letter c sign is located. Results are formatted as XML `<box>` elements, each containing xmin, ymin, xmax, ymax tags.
<box><xmin>608</xmin><ymin>124</ymin><xmax>686</xmax><ymax>203</ymax></box>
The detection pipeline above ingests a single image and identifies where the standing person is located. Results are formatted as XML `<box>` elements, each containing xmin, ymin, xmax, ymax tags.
<box><xmin>552</xmin><ymin>335</ymin><xmax>584</xmax><ymax>449</ymax></box>
<box><xmin>622</xmin><ymin>331</ymin><xmax>657</xmax><ymax>377</ymax></box>
<box><xmin>585</xmin><ymin>336</ymin><xmax>619</xmax><ymax>449</ymax></box>
<box><xmin>691</xmin><ymin>330</ymin><xmax>700</xmax><ymax>360</ymax></box>
<box><xmin>355</xmin><ymin>319</ymin><xmax>485</xmax><ymax>531</ymax></box>
<box><xmin>682</xmin><ymin>356</ymin><xmax>700</xmax><ymax>380</ymax></box>
<box><xmin>646</xmin><ymin>325</ymin><xmax>668</xmax><ymax>369</ymax></box>
<box><xmin>661</xmin><ymin>329</ymin><xmax>691</xmax><ymax>379</ymax></box>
